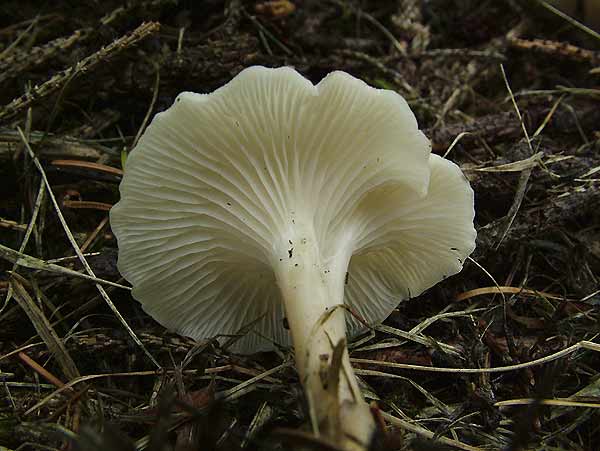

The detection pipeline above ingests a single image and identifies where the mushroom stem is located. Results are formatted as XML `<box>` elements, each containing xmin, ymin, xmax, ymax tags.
<box><xmin>274</xmin><ymin>224</ymin><xmax>375</xmax><ymax>450</ymax></box>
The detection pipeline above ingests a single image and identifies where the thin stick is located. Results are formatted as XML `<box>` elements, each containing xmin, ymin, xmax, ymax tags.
<box><xmin>0</xmin><ymin>22</ymin><xmax>159</xmax><ymax>123</ymax></box>
<box><xmin>0</xmin><ymin>217</ymin><xmax>27</xmax><ymax>231</ymax></box>
<box><xmin>538</xmin><ymin>0</ymin><xmax>600</xmax><ymax>41</ymax></box>
<box><xmin>17</xmin><ymin>127</ymin><xmax>160</xmax><ymax>369</ymax></box>
<box><xmin>495</xmin><ymin>398</ymin><xmax>600</xmax><ymax>409</ymax></box>
<box><xmin>455</xmin><ymin>285</ymin><xmax>572</xmax><ymax>302</ymax></box>
<box><xmin>0</xmin><ymin>179</ymin><xmax>45</xmax><ymax>314</ymax></box>
<box><xmin>351</xmin><ymin>340</ymin><xmax>600</xmax><ymax>374</ymax></box>
<box><xmin>443</xmin><ymin>131</ymin><xmax>471</xmax><ymax>159</ymax></box>
<box><xmin>216</xmin><ymin>362</ymin><xmax>292</xmax><ymax>402</ymax></box>
<box><xmin>496</xmin><ymin>64</ymin><xmax>535</xmax><ymax>249</ymax></box>
<box><xmin>80</xmin><ymin>216</ymin><xmax>109</xmax><ymax>253</ymax></box>
<box><xmin>18</xmin><ymin>352</ymin><xmax>68</xmax><ymax>390</ymax></box>
<box><xmin>0</xmin><ymin>243</ymin><xmax>130</xmax><ymax>290</ymax></box>
<box><xmin>381</xmin><ymin>411</ymin><xmax>482</xmax><ymax>451</ymax></box>
<box><xmin>0</xmin><ymin>28</ymin><xmax>91</xmax><ymax>85</ymax></box>
<box><xmin>10</xmin><ymin>274</ymin><xmax>80</xmax><ymax>381</ymax></box>
<box><xmin>0</xmin><ymin>16</ymin><xmax>38</xmax><ymax>59</ymax></box>
<box><xmin>24</xmin><ymin>362</ymin><xmax>291</xmax><ymax>416</ymax></box>
<box><xmin>51</xmin><ymin>159</ymin><xmax>123</xmax><ymax>176</ymax></box>
<box><xmin>62</xmin><ymin>200</ymin><xmax>113</xmax><ymax>211</ymax></box>
<box><xmin>132</xmin><ymin>66</ymin><xmax>160</xmax><ymax>148</ymax></box>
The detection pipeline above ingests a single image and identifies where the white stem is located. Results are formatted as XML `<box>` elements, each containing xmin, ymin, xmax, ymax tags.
<box><xmin>273</xmin><ymin>222</ymin><xmax>375</xmax><ymax>450</ymax></box>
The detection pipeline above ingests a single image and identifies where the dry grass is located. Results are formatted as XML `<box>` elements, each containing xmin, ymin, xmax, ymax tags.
<box><xmin>1</xmin><ymin>1</ymin><xmax>599</xmax><ymax>450</ymax></box>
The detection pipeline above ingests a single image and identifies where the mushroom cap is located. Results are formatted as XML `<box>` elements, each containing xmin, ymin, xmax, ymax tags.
<box><xmin>110</xmin><ymin>66</ymin><xmax>476</xmax><ymax>353</ymax></box>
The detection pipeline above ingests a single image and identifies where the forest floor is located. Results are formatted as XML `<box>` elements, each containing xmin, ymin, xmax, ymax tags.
<box><xmin>0</xmin><ymin>1</ymin><xmax>599</xmax><ymax>450</ymax></box>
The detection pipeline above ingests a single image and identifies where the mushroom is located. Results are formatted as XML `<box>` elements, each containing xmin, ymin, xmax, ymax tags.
<box><xmin>110</xmin><ymin>66</ymin><xmax>476</xmax><ymax>450</ymax></box>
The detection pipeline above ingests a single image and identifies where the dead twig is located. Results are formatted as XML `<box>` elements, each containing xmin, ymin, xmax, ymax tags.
<box><xmin>0</xmin><ymin>217</ymin><xmax>28</xmax><ymax>232</ymax></box>
<box><xmin>62</xmin><ymin>200</ymin><xmax>113</xmax><ymax>211</ymax></box>
<box><xmin>0</xmin><ymin>28</ymin><xmax>92</xmax><ymax>84</ymax></box>
<box><xmin>0</xmin><ymin>22</ymin><xmax>160</xmax><ymax>124</ymax></box>
<box><xmin>10</xmin><ymin>274</ymin><xmax>80</xmax><ymax>381</ymax></box>
<box><xmin>18</xmin><ymin>352</ymin><xmax>70</xmax><ymax>390</ymax></box>
<box><xmin>508</xmin><ymin>36</ymin><xmax>600</xmax><ymax>65</ymax></box>
<box><xmin>80</xmin><ymin>216</ymin><xmax>110</xmax><ymax>253</ymax></box>
<box><xmin>1</xmin><ymin>179</ymin><xmax>45</xmax><ymax>316</ymax></box>
<box><xmin>0</xmin><ymin>242</ymin><xmax>131</xmax><ymax>290</ymax></box>
<box><xmin>381</xmin><ymin>411</ymin><xmax>482</xmax><ymax>451</ymax></box>
<box><xmin>16</xmin><ymin>127</ymin><xmax>161</xmax><ymax>369</ymax></box>
<box><xmin>351</xmin><ymin>340</ymin><xmax>600</xmax><ymax>374</ymax></box>
<box><xmin>51</xmin><ymin>160</ymin><xmax>123</xmax><ymax>176</ymax></box>
<box><xmin>0</xmin><ymin>129</ymin><xmax>114</xmax><ymax>161</ymax></box>
<box><xmin>455</xmin><ymin>286</ymin><xmax>573</xmax><ymax>302</ymax></box>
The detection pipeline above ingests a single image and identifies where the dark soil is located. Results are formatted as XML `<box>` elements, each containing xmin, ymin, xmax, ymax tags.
<box><xmin>1</xmin><ymin>1</ymin><xmax>599</xmax><ymax>450</ymax></box>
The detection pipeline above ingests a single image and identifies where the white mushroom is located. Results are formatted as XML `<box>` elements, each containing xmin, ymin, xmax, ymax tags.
<box><xmin>110</xmin><ymin>66</ymin><xmax>476</xmax><ymax>450</ymax></box>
